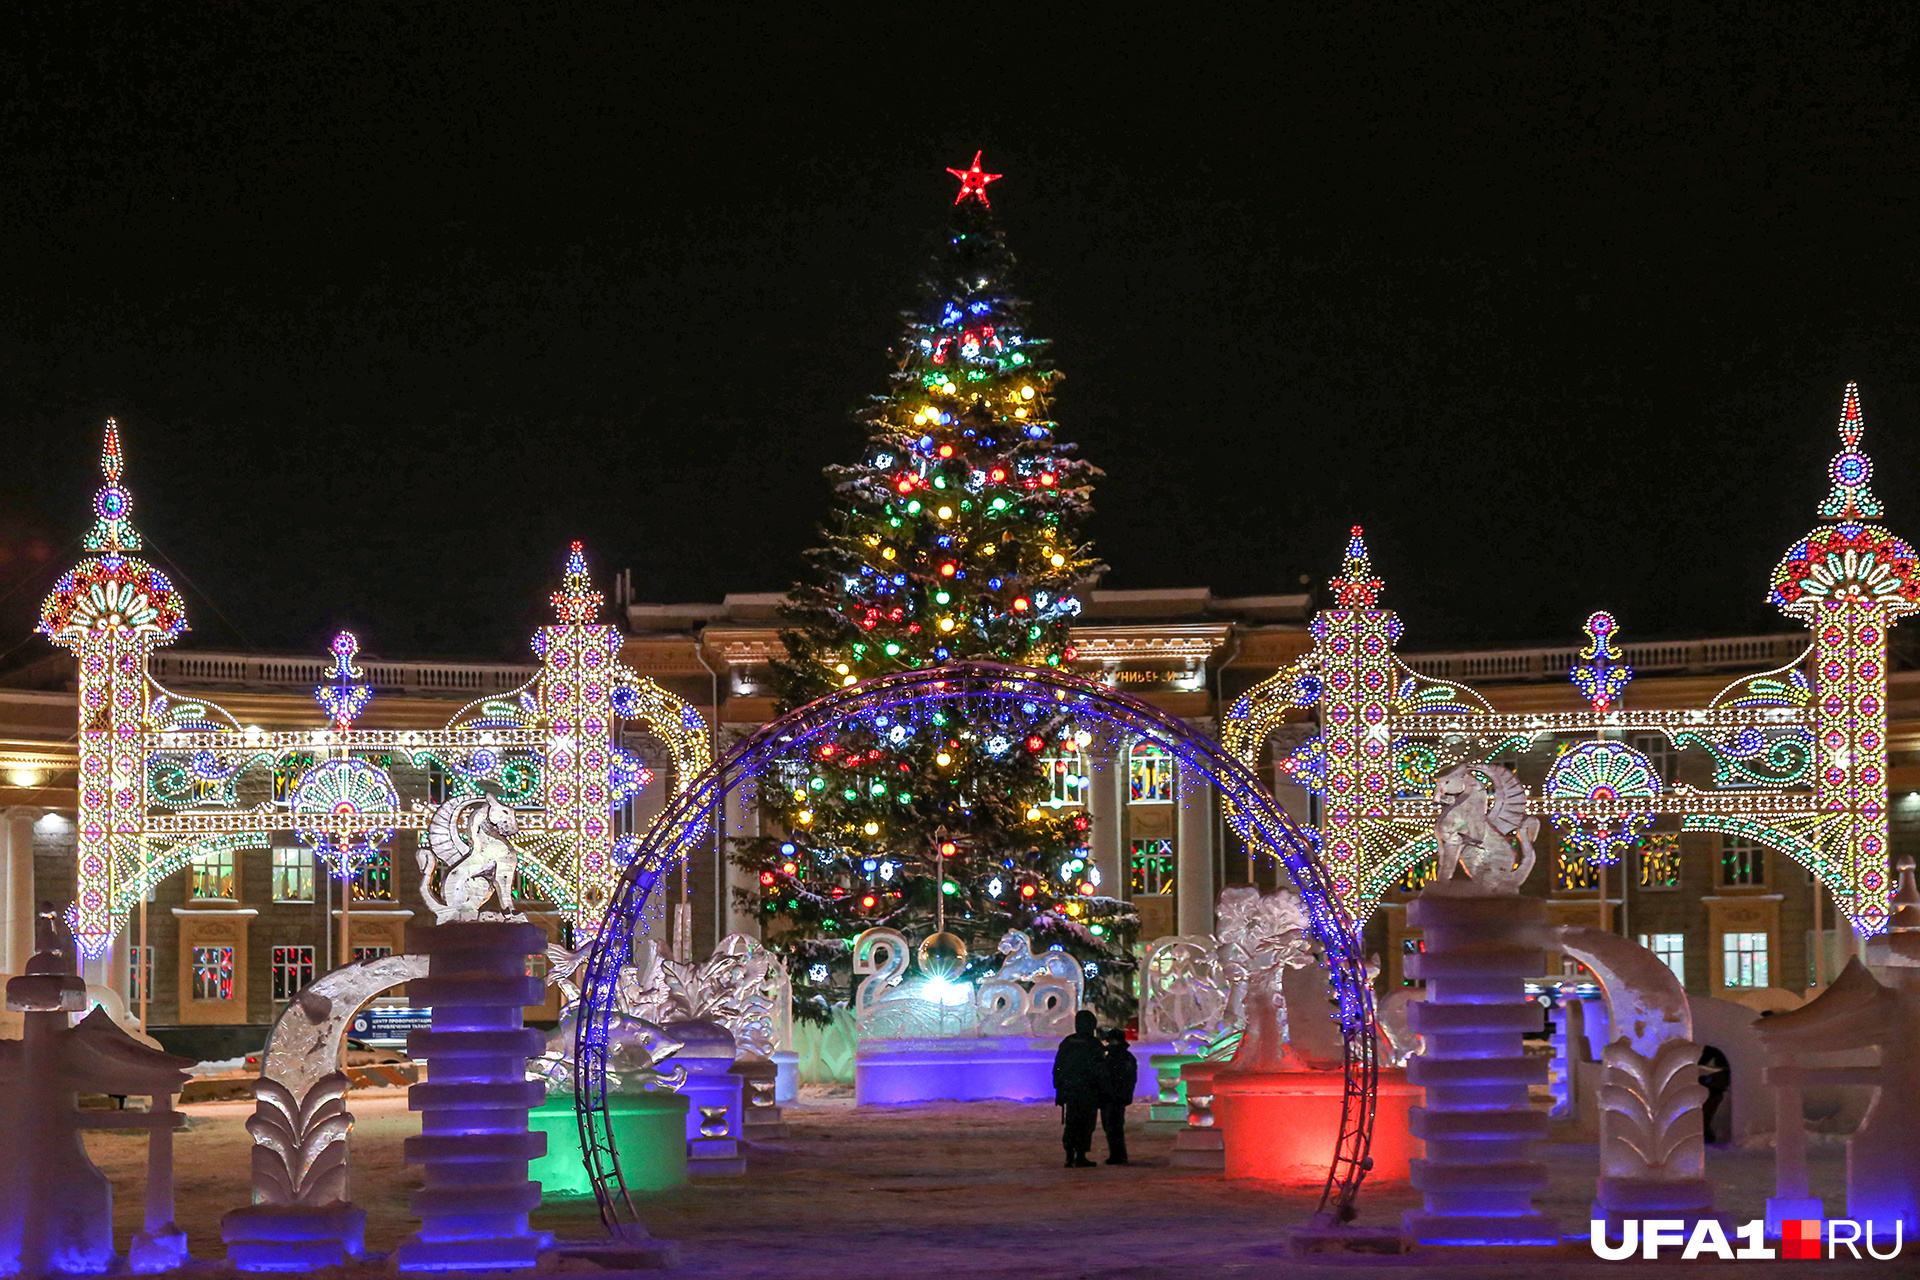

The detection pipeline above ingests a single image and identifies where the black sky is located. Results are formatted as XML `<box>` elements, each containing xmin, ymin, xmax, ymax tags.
<box><xmin>6</xmin><ymin>3</ymin><xmax>1920</xmax><ymax>665</ymax></box>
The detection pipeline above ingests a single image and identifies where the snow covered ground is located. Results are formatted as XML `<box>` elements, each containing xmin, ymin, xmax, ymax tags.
<box><xmin>80</xmin><ymin>1090</ymin><xmax>1884</xmax><ymax>1277</ymax></box>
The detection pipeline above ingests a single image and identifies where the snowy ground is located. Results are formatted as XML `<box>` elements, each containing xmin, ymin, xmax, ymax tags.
<box><xmin>82</xmin><ymin>1090</ymin><xmax>1891</xmax><ymax>1278</ymax></box>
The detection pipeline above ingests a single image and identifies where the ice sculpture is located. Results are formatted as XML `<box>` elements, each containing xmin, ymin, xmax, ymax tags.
<box><xmin>223</xmin><ymin>951</ymin><xmax>430</xmax><ymax>1271</ymax></box>
<box><xmin>1553</xmin><ymin>924</ymin><xmax>1715</xmax><ymax>1232</ymax></box>
<box><xmin>1138</xmin><ymin>934</ymin><xmax>1230</xmax><ymax>1048</ymax></box>
<box><xmin>0</xmin><ymin>905</ymin><xmax>195</xmax><ymax>1277</ymax></box>
<box><xmin>1404</xmin><ymin>765</ymin><xmax>1559</xmax><ymax>1245</ymax></box>
<box><xmin>394</xmin><ymin>920</ymin><xmax>550</xmax><ymax>1271</ymax></box>
<box><xmin>1759</xmin><ymin>864</ymin><xmax>1920</xmax><ymax>1240</ymax></box>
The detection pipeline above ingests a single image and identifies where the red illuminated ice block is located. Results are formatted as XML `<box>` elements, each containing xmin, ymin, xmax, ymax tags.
<box><xmin>395</xmin><ymin>921</ymin><xmax>550</xmax><ymax>1272</ymax></box>
<box><xmin>1214</xmin><ymin>1067</ymin><xmax>1420</xmax><ymax>1182</ymax></box>
<box><xmin>1401</xmin><ymin>893</ymin><xmax>1559</xmax><ymax>1246</ymax></box>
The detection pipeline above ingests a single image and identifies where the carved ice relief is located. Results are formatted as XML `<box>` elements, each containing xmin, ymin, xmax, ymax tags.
<box><xmin>851</xmin><ymin>927</ymin><xmax>1085</xmax><ymax>1040</ymax></box>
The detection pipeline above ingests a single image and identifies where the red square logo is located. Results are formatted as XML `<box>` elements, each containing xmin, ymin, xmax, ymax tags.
<box><xmin>1782</xmin><ymin>1219</ymin><xmax>1823</xmax><ymax>1260</ymax></box>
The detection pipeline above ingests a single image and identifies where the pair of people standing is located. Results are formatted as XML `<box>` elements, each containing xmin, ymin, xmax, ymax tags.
<box><xmin>1051</xmin><ymin>1009</ymin><xmax>1138</xmax><ymax>1167</ymax></box>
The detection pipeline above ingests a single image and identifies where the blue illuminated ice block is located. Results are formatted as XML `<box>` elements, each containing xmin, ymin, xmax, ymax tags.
<box><xmin>396</xmin><ymin>921</ymin><xmax>550</xmax><ymax>1272</ymax></box>
<box><xmin>1403</xmin><ymin>893</ymin><xmax>1560</xmax><ymax>1247</ymax></box>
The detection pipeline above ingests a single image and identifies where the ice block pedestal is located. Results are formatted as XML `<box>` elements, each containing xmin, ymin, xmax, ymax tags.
<box><xmin>1215</xmin><ymin>1067</ymin><xmax>1419</xmax><ymax>1182</ymax></box>
<box><xmin>1402</xmin><ymin>892</ymin><xmax>1558</xmax><ymax>1246</ymax></box>
<box><xmin>396</xmin><ymin>920</ymin><xmax>549</xmax><ymax>1272</ymax></box>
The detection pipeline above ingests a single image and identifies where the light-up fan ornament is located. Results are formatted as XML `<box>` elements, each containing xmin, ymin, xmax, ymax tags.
<box><xmin>289</xmin><ymin>758</ymin><xmax>400</xmax><ymax>875</ymax></box>
<box><xmin>1545</xmin><ymin>741</ymin><xmax>1660</xmax><ymax>865</ymax></box>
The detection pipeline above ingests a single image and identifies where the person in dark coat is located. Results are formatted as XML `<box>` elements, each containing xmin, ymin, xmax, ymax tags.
<box><xmin>1052</xmin><ymin>1009</ymin><xmax>1102</xmax><ymax>1167</ymax></box>
<box><xmin>1098</xmin><ymin>1027</ymin><xmax>1137</xmax><ymax>1165</ymax></box>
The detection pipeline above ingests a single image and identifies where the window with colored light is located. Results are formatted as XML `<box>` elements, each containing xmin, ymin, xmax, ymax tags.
<box><xmin>271</xmin><ymin>844</ymin><xmax>314</xmax><ymax>902</ymax></box>
<box><xmin>1129</xmin><ymin>838</ymin><xmax>1175</xmax><ymax>895</ymax></box>
<box><xmin>272</xmin><ymin>945</ymin><xmax>315</xmax><ymax>1001</ymax></box>
<box><xmin>1720</xmin><ymin>835</ymin><xmax>1766</xmax><ymax>887</ymax></box>
<box><xmin>128</xmin><ymin>945</ymin><xmax>154</xmax><ymax>1004</ymax></box>
<box><xmin>351</xmin><ymin>945</ymin><xmax>394</xmax><ymax>965</ymax></box>
<box><xmin>1040</xmin><ymin>748</ymin><xmax>1089</xmax><ymax>808</ymax></box>
<box><xmin>191</xmin><ymin>946</ymin><xmax>235</xmax><ymax>1000</ymax></box>
<box><xmin>1400</xmin><ymin>937</ymin><xmax>1425</xmax><ymax>987</ymax></box>
<box><xmin>1638</xmin><ymin>834</ymin><xmax>1682</xmax><ymax>889</ymax></box>
<box><xmin>1638</xmin><ymin>932</ymin><xmax>1686</xmax><ymax>985</ymax></box>
<box><xmin>1721</xmin><ymin>932</ymin><xmax>1769</xmax><ymax>988</ymax></box>
<box><xmin>1553</xmin><ymin>848</ymin><xmax>1600</xmax><ymax>892</ymax></box>
<box><xmin>188</xmin><ymin>848</ymin><xmax>236</xmax><ymax>899</ymax></box>
<box><xmin>1128</xmin><ymin>742</ymin><xmax>1174</xmax><ymax>803</ymax></box>
<box><xmin>1396</xmin><ymin>857</ymin><xmax>1435</xmax><ymax>894</ymax></box>
<box><xmin>353</xmin><ymin>851</ymin><xmax>394</xmax><ymax>901</ymax></box>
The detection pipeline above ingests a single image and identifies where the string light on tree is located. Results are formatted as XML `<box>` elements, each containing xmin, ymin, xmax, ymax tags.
<box><xmin>736</xmin><ymin>154</ymin><xmax>1134</xmax><ymax>1016</ymax></box>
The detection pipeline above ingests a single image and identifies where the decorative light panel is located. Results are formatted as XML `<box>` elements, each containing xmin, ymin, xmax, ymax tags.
<box><xmin>41</xmin><ymin>428</ymin><xmax>709</xmax><ymax>956</ymax></box>
<box><xmin>1225</xmin><ymin>386</ymin><xmax>1907</xmax><ymax>933</ymax></box>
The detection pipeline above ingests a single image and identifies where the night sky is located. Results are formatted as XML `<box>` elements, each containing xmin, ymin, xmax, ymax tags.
<box><xmin>6</xmin><ymin>5</ymin><xmax>1920</xmax><ymax>666</ymax></box>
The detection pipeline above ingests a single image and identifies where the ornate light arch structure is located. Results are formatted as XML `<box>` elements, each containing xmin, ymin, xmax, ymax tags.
<box><xmin>574</xmin><ymin>661</ymin><xmax>1377</xmax><ymax>1227</ymax></box>
<box><xmin>39</xmin><ymin>424</ymin><xmax>711</xmax><ymax>955</ymax></box>
<box><xmin>1225</xmin><ymin>385</ymin><xmax>1911</xmax><ymax>933</ymax></box>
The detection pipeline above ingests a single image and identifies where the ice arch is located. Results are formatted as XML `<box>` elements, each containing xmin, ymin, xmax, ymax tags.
<box><xmin>574</xmin><ymin>662</ymin><xmax>1378</xmax><ymax>1230</ymax></box>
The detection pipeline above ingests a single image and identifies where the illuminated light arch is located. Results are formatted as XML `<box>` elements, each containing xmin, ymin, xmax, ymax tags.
<box><xmin>575</xmin><ymin>661</ymin><xmax>1377</xmax><ymax>1229</ymax></box>
<box><xmin>1225</xmin><ymin>384</ymin><xmax>1907</xmax><ymax>934</ymax></box>
<box><xmin>42</xmin><ymin>425</ymin><xmax>713</xmax><ymax>954</ymax></box>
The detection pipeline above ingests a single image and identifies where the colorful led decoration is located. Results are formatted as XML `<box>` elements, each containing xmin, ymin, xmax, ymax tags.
<box><xmin>1569</xmin><ymin>611</ymin><xmax>1632</xmax><ymax>712</ymax></box>
<box><xmin>1224</xmin><ymin>385</ymin><xmax>1908</xmax><ymax>934</ymax></box>
<box><xmin>527</xmin><ymin>542</ymin><xmax>664</xmax><ymax>931</ymax></box>
<box><xmin>288</xmin><ymin>758</ymin><xmax>399</xmax><ymax>874</ymax></box>
<box><xmin>38</xmin><ymin>422</ymin><xmax>189</xmax><ymax>955</ymax></box>
<box><xmin>314</xmin><ymin>631</ymin><xmax>373</xmax><ymax>730</ymax></box>
<box><xmin>1308</xmin><ymin>526</ymin><xmax>1398</xmax><ymax>906</ymax></box>
<box><xmin>946</xmin><ymin>150</ymin><xmax>1002</xmax><ymax>205</ymax></box>
<box><xmin>41</xmin><ymin>428</ymin><xmax>709</xmax><ymax>956</ymax></box>
<box><xmin>1543</xmin><ymin>741</ymin><xmax>1659</xmax><ymax>864</ymax></box>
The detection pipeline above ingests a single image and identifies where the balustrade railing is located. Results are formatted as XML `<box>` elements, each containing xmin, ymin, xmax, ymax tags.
<box><xmin>1400</xmin><ymin>633</ymin><xmax>1806</xmax><ymax>683</ymax></box>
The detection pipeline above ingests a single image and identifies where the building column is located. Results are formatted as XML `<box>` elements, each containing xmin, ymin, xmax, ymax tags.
<box><xmin>1176</xmin><ymin>760</ymin><xmax>1215</xmax><ymax>937</ymax></box>
<box><xmin>1086</xmin><ymin>735</ymin><xmax>1124</xmax><ymax>899</ymax></box>
<box><xmin>721</xmin><ymin>744</ymin><xmax>761</xmax><ymax>943</ymax></box>
<box><xmin>3</xmin><ymin>808</ymin><xmax>40</xmax><ymax>976</ymax></box>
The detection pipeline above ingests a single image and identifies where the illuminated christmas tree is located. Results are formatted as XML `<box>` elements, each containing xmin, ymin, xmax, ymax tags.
<box><xmin>737</xmin><ymin>154</ymin><xmax>1138</xmax><ymax>1019</ymax></box>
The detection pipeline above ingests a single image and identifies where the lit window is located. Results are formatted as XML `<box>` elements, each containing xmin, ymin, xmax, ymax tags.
<box><xmin>1554</xmin><ymin>850</ymin><xmax>1600</xmax><ymax>891</ymax></box>
<box><xmin>1128</xmin><ymin>743</ymin><xmax>1174</xmax><ymax>803</ymax></box>
<box><xmin>351</xmin><ymin>945</ymin><xmax>394</xmax><ymax>965</ymax></box>
<box><xmin>272</xmin><ymin>946</ymin><xmax>315</xmax><ymax>1001</ymax></box>
<box><xmin>353</xmin><ymin>852</ymin><xmax>394</xmax><ymax>901</ymax></box>
<box><xmin>1129</xmin><ymin>838</ymin><xmax>1175</xmax><ymax>895</ymax></box>
<box><xmin>1039</xmin><ymin>749</ymin><xmax>1090</xmax><ymax>808</ymax></box>
<box><xmin>271</xmin><ymin>845</ymin><xmax>314</xmax><ymax>902</ymax></box>
<box><xmin>1638</xmin><ymin>932</ymin><xmax>1686</xmax><ymax>985</ymax></box>
<box><xmin>1629</xmin><ymin>733</ymin><xmax>1676</xmax><ymax>784</ymax></box>
<box><xmin>1400</xmin><ymin>937</ymin><xmax>1425</xmax><ymax>987</ymax></box>
<box><xmin>1722</xmin><ymin>932</ymin><xmax>1769</xmax><ymax>989</ymax></box>
<box><xmin>1638</xmin><ymin>834</ymin><xmax>1681</xmax><ymax>889</ymax></box>
<box><xmin>188</xmin><ymin>848</ymin><xmax>236</xmax><ymax>899</ymax></box>
<box><xmin>1721</xmin><ymin>835</ymin><xmax>1765</xmax><ymax>887</ymax></box>
<box><xmin>191</xmin><ymin>946</ymin><xmax>235</xmax><ymax>1000</ymax></box>
<box><xmin>128</xmin><ymin>945</ymin><xmax>155</xmax><ymax>1004</ymax></box>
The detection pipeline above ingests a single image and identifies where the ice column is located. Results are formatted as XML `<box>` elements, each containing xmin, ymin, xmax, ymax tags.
<box><xmin>1403</xmin><ymin>893</ymin><xmax>1558</xmax><ymax>1245</ymax></box>
<box><xmin>397</xmin><ymin>921</ymin><xmax>549</xmax><ymax>1272</ymax></box>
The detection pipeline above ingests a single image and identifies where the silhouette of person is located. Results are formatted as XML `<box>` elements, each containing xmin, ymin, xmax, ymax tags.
<box><xmin>1052</xmin><ymin>1009</ymin><xmax>1102</xmax><ymax>1167</ymax></box>
<box><xmin>1699</xmin><ymin>1044</ymin><xmax>1731</xmax><ymax>1143</ymax></box>
<box><xmin>1098</xmin><ymin>1027</ymin><xmax>1137</xmax><ymax>1165</ymax></box>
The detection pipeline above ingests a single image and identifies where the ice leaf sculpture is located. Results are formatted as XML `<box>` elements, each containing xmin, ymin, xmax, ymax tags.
<box><xmin>245</xmin><ymin>1072</ymin><xmax>354</xmax><ymax>1206</ymax></box>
